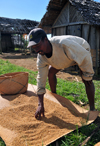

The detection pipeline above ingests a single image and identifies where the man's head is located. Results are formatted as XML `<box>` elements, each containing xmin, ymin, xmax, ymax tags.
<box><xmin>27</xmin><ymin>28</ymin><xmax>47</xmax><ymax>48</ymax></box>
<box><xmin>27</xmin><ymin>28</ymin><xmax>52</xmax><ymax>56</ymax></box>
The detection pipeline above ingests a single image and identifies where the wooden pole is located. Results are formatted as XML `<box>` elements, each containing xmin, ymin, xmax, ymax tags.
<box><xmin>20</xmin><ymin>34</ymin><xmax>23</xmax><ymax>52</ymax></box>
<box><xmin>0</xmin><ymin>31</ymin><xmax>2</xmax><ymax>54</ymax></box>
<box><xmin>95</xmin><ymin>27</ymin><xmax>99</xmax><ymax>75</ymax></box>
<box><xmin>55</xmin><ymin>141</ymin><xmax>59</xmax><ymax>146</ymax></box>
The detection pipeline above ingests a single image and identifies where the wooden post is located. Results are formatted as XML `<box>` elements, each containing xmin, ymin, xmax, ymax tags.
<box><xmin>18</xmin><ymin>34</ymin><xmax>20</xmax><ymax>49</ymax></box>
<box><xmin>96</xmin><ymin>27</ymin><xmax>100</xmax><ymax>75</ymax></box>
<box><xmin>55</xmin><ymin>141</ymin><xmax>59</xmax><ymax>146</ymax></box>
<box><xmin>20</xmin><ymin>34</ymin><xmax>23</xmax><ymax>52</ymax></box>
<box><xmin>0</xmin><ymin>32</ymin><xmax>2</xmax><ymax>54</ymax></box>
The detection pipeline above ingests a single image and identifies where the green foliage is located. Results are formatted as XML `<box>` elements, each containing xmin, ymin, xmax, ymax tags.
<box><xmin>0</xmin><ymin>137</ymin><xmax>5</xmax><ymax>146</ymax></box>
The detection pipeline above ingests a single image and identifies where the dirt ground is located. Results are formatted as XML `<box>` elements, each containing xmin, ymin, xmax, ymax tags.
<box><xmin>0</xmin><ymin>52</ymin><xmax>82</xmax><ymax>82</ymax></box>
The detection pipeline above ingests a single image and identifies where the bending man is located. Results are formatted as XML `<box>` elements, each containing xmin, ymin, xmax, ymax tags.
<box><xmin>27</xmin><ymin>28</ymin><xmax>95</xmax><ymax>119</ymax></box>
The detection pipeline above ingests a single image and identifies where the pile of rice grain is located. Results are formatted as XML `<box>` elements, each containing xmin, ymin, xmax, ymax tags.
<box><xmin>0</xmin><ymin>94</ymin><xmax>87</xmax><ymax>146</ymax></box>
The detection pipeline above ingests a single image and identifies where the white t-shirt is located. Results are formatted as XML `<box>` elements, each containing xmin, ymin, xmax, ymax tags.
<box><xmin>36</xmin><ymin>35</ymin><xmax>94</xmax><ymax>95</ymax></box>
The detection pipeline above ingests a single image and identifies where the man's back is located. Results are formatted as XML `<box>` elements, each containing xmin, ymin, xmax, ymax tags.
<box><xmin>50</xmin><ymin>35</ymin><xmax>90</xmax><ymax>51</ymax></box>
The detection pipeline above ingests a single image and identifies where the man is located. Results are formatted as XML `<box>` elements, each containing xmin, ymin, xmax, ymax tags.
<box><xmin>27</xmin><ymin>28</ymin><xmax>95</xmax><ymax>120</ymax></box>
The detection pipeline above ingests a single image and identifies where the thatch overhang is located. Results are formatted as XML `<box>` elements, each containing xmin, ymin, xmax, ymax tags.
<box><xmin>0</xmin><ymin>17</ymin><xmax>39</xmax><ymax>34</ymax></box>
<box><xmin>38</xmin><ymin>0</ymin><xmax>100</xmax><ymax>34</ymax></box>
<box><xmin>38</xmin><ymin>0</ymin><xmax>67</xmax><ymax>34</ymax></box>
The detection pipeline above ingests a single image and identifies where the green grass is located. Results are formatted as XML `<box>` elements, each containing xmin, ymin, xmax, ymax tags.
<box><xmin>0</xmin><ymin>137</ymin><xmax>5</xmax><ymax>146</ymax></box>
<box><xmin>0</xmin><ymin>59</ymin><xmax>37</xmax><ymax>85</ymax></box>
<box><xmin>46</xmin><ymin>79</ymin><xmax>88</xmax><ymax>105</ymax></box>
<box><xmin>46</xmin><ymin>76</ymin><xmax>100</xmax><ymax>111</ymax></box>
<box><xmin>0</xmin><ymin>59</ymin><xmax>100</xmax><ymax>146</ymax></box>
<box><xmin>60</xmin><ymin>123</ymin><xmax>100</xmax><ymax>146</ymax></box>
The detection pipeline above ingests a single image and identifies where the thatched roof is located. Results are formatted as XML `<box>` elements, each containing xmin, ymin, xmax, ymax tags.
<box><xmin>38</xmin><ymin>0</ymin><xmax>100</xmax><ymax>34</ymax></box>
<box><xmin>0</xmin><ymin>17</ymin><xmax>39</xmax><ymax>34</ymax></box>
<box><xmin>70</xmin><ymin>0</ymin><xmax>100</xmax><ymax>25</ymax></box>
<box><xmin>38</xmin><ymin>0</ymin><xmax>67</xmax><ymax>33</ymax></box>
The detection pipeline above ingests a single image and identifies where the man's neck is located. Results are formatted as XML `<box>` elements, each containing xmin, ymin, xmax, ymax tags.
<box><xmin>45</xmin><ymin>41</ymin><xmax>52</xmax><ymax>58</ymax></box>
<box><xmin>45</xmin><ymin>52</ymin><xmax>52</xmax><ymax>58</ymax></box>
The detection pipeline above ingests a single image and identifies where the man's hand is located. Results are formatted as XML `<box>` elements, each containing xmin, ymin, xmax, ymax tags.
<box><xmin>35</xmin><ymin>104</ymin><xmax>45</xmax><ymax>120</ymax></box>
<box><xmin>35</xmin><ymin>94</ymin><xmax>45</xmax><ymax>120</ymax></box>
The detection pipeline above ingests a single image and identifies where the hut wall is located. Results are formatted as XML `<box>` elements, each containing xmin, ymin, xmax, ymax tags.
<box><xmin>0</xmin><ymin>32</ymin><xmax>1</xmax><ymax>53</ymax></box>
<box><xmin>1</xmin><ymin>33</ymin><xmax>14</xmax><ymax>52</ymax></box>
<box><xmin>53</xmin><ymin>2</ymin><xmax>85</xmax><ymax>28</ymax></box>
<box><xmin>67</xmin><ymin>25</ymin><xmax>82</xmax><ymax>37</ymax></box>
<box><xmin>52</xmin><ymin>2</ymin><xmax>100</xmax><ymax>74</ymax></box>
<box><xmin>52</xmin><ymin>27</ymin><xmax>66</xmax><ymax>36</ymax></box>
<box><xmin>53</xmin><ymin>3</ymin><xmax>69</xmax><ymax>27</ymax></box>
